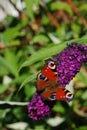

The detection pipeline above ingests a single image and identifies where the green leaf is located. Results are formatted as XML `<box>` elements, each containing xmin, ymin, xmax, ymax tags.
<box><xmin>4</xmin><ymin>50</ymin><xmax>18</xmax><ymax>75</ymax></box>
<box><xmin>3</xmin><ymin>19</ymin><xmax>28</xmax><ymax>43</ymax></box>
<box><xmin>3</xmin><ymin>25</ymin><xmax>21</xmax><ymax>43</ymax></box>
<box><xmin>18</xmin><ymin>72</ymin><xmax>38</xmax><ymax>92</ymax></box>
<box><xmin>53</xmin><ymin>102</ymin><xmax>66</xmax><ymax>114</ymax></box>
<box><xmin>10</xmin><ymin>75</ymin><xmax>27</xmax><ymax>85</ymax></box>
<box><xmin>25</xmin><ymin>0</ymin><xmax>35</xmax><ymax>20</ymax></box>
<box><xmin>31</xmin><ymin>34</ymin><xmax>50</xmax><ymax>43</ymax></box>
<box><xmin>0</xmin><ymin>109</ymin><xmax>10</xmax><ymax>118</ymax></box>
<box><xmin>50</xmin><ymin>2</ymin><xmax>73</xmax><ymax>16</ymax></box>
<box><xmin>19</xmin><ymin>43</ymin><xmax>66</xmax><ymax>71</ymax></box>
<box><xmin>24</xmin><ymin>84</ymin><xmax>36</xmax><ymax>98</ymax></box>
<box><xmin>41</xmin><ymin>15</ymin><xmax>50</xmax><ymax>25</ymax></box>
<box><xmin>19</xmin><ymin>37</ymin><xmax>87</xmax><ymax>71</ymax></box>
<box><xmin>0</xmin><ymin>56</ymin><xmax>18</xmax><ymax>77</ymax></box>
<box><xmin>0</xmin><ymin>66</ymin><xmax>8</xmax><ymax>76</ymax></box>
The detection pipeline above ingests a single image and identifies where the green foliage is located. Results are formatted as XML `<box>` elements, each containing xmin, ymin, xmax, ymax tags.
<box><xmin>50</xmin><ymin>2</ymin><xmax>73</xmax><ymax>16</ymax></box>
<box><xmin>3</xmin><ymin>18</ymin><xmax>28</xmax><ymax>43</ymax></box>
<box><xmin>0</xmin><ymin>0</ymin><xmax>87</xmax><ymax>130</ymax></box>
<box><xmin>76</xmin><ymin>71</ymin><xmax>87</xmax><ymax>85</ymax></box>
<box><xmin>31</xmin><ymin>34</ymin><xmax>50</xmax><ymax>43</ymax></box>
<box><xmin>75</xmin><ymin>126</ymin><xmax>87</xmax><ymax>130</ymax></box>
<box><xmin>19</xmin><ymin>37</ymin><xmax>87</xmax><ymax>70</ymax></box>
<box><xmin>0</xmin><ymin>55</ymin><xmax>18</xmax><ymax>77</ymax></box>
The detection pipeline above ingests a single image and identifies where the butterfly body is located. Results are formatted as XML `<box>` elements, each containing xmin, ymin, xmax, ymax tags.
<box><xmin>36</xmin><ymin>59</ymin><xmax>73</xmax><ymax>101</ymax></box>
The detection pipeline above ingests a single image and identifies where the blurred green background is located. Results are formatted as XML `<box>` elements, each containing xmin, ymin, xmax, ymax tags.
<box><xmin>0</xmin><ymin>0</ymin><xmax>87</xmax><ymax>130</ymax></box>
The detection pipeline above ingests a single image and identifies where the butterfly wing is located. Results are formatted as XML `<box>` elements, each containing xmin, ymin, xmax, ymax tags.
<box><xmin>56</xmin><ymin>88</ymin><xmax>73</xmax><ymax>101</ymax></box>
<box><xmin>40</xmin><ymin>87</ymin><xmax>73</xmax><ymax>101</ymax></box>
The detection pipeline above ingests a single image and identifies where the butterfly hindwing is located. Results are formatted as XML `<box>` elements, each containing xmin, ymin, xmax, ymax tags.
<box><xmin>39</xmin><ymin>87</ymin><xmax>73</xmax><ymax>101</ymax></box>
<box><xmin>56</xmin><ymin>88</ymin><xmax>73</xmax><ymax>101</ymax></box>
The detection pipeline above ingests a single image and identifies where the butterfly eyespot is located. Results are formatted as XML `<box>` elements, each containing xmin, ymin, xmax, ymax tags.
<box><xmin>49</xmin><ymin>93</ymin><xmax>56</xmax><ymax>101</ymax></box>
<box><xmin>48</xmin><ymin>61</ymin><xmax>56</xmax><ymax>70</ymax></box>
<box><xmin>66</xmin><ymin>92</ymin><xmax>73</xmax><ymax>101</ymax></box>
<box><xmin>38</xmin><ymin>73</ymin><xmax>47</xmax><ymax>81</ymax></box>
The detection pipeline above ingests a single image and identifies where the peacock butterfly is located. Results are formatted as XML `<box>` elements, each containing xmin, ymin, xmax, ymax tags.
<box><xmin>36</xmin><ymin>59</ymin><xmax>73</xmax><ymax>101</ymax></box>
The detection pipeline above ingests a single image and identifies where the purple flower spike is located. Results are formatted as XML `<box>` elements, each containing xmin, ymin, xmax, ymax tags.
<box><xmin>27</xmin><ymin>92</ymin><xmax>53</xmax><ymax>120</ymax></box>
<box><xmin>28</xmin><ymin>42</ymin><xmax>87</xmax><ymax>120</ymax></box>
<box><xmin>54</xmin><ymin>42</ymin><xmax>87</xmax><ymax>87</ymax></box>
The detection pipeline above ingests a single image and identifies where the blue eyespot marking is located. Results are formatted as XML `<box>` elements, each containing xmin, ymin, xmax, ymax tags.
<box><xmin>49</xmin><ymin>93</ymin><xmax>56</xmax><ymax>100</ymax></box>
<box><xmin>40</xmin><ymin>74</ymin><xmax>46</xmax><ymax>80</ymax></box>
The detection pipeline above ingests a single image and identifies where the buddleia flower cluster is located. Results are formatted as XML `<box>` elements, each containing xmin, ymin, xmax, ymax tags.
<box><xmin>27</xmin><ymin>42</ymin><xmax>87</xmax><ymax>120</ymax></box>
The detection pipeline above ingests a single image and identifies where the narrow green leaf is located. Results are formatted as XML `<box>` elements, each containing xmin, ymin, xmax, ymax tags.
<box><xmin>25</xmin><ymin>0</ymin><xmax>35</xmax><ymax>20</ymax></box>
<box><xmin>19</xmin><ymin>43</ymin><xmax>66</xmax><ymax>71</ymax></box>
<box><xmin>19</xmin><ymin>37</ymin><xmax>87</xmax><ymax>71</ymax></box>
<box><xmin>10</xmin><ymin>75</ymin><xmax>27</xmax><ymax>85</ymax></box>
<box><xmin>18</xmin><ymin>72</ymin><xmax>38</xmax><ymax>92</ymax></box>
